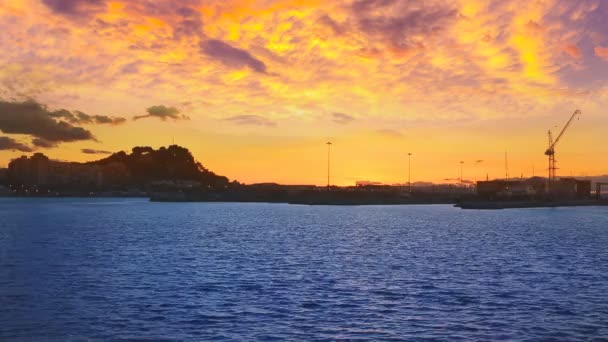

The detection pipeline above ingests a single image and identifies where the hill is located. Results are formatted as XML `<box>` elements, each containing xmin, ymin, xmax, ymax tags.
<box><xmin>6</xmin><ymin>145</ymin><xmax>230</xmax><ymax>194</ymax></box>
<box><xmin>89</xmin><ymin>145</ymin><xmax>229</xmax><ymax>187</ymax></box>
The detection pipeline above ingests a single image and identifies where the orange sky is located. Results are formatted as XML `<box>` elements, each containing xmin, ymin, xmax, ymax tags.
<box><xmin>1</xmin><ymin>0</ymin><xmax>607</xmax><ymax>185</ymax></box>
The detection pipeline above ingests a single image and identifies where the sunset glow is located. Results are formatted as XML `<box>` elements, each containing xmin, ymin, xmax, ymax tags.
<box><xmin>1</xmin><ymin>0</ymin><xmax>607</xmax><ymax>185</ymax></box>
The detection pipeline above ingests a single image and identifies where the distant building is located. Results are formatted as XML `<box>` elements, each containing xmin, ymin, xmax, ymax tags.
<box><xmin>478</xmin><ymin>179</ymin><xmax>543</xmax><ymax>199</ymax></box>
<box><xmin>7</xmin><ymin>153</ymin><xmax>130</xmax><ymax>190</ymax></box>
<box><xmin>247</xmin><ymin>183</ymin><xmax>317</xmax><ymax>196</ymax></box>
<box><xmin>477</xmin><ymin>177</ymin><xmax>591</xmax><ymax>200</ymax></box>
<box><xmin>552</xmin><ymin>178</ymin><xmax>591</xmax><ymax>200</ymax></box>
<box><xmin>99</xmin><ymin>162</ymin><xmax>131</xmax><ymax>188</ymax></box>
<box><xmin>356</xmin><ymin>181</ymin><xmax>384</xmax><ymax>187</ymax></box>
<box><xmin>0</xmin><ymin>168</ymin><xmax>8</xmax><ymax>196</ymax></box>
<box><xmin>8</xmin><ymin>153</ymin><xmax>52</xmax><ymax>186</ymax></box>
<box><xmin>0</xmin><ymin>168</ymin><xmax>7</xmax><ymax>184</ymax></box>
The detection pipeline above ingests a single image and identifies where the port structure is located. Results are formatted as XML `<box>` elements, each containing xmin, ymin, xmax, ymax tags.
<box><xmin>597</xmin><ymin>183</ymin><xmax>608</xmax><ymax>200</ymax></box>
<box><xmin>545</xmin><ymin>110</ymin><xmax>581</xmax><ymax>191</ymax></box>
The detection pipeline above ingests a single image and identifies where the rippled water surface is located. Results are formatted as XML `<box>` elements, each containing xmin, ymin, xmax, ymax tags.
<box><xmin>1</xmin><ymin>198</ymin><xmax>608</xmax><ymax>341</ymax></box>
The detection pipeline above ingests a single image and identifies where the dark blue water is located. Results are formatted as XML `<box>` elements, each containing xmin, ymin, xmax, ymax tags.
<box><xmin>1</xmin><ymin>198</ymin><xmax>608</xmax><ymax>341</ymax></box>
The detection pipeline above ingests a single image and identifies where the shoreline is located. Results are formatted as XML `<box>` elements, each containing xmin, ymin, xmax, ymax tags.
<box><xmin>457</xmin><ymin>199</ymin><xmax>608</xmax><ymax>210</ymax></box>
<box><xmin>3</xmin><ymin>194</ymin><xmax>607</xmax><ymax>210</ymax></box>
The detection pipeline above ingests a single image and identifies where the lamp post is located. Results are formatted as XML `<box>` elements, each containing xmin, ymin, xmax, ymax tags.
<box><xmin>408</xmin><ymin>153</ymin><xmax>412</xmax><ymax>192</ymax></box>
<box><xmin>326</xmin><ymin>141</ymin><xmax>332</xmax><ymax>188</ymax></box>
<box><xmin>460</xmin><ymin>161</ymin><xmax>464</xmax><ymax>186</ymax></box>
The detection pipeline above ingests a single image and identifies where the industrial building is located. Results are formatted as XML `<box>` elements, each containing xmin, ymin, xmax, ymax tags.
<box><xmin>477</xmin><ymin>177</ymin><xmax>591</xmax><ymax>200</ymax></box>
<box><xmin>476</xmin><ymin>109</ymin><xmax>593</xmax><ymax>201</ymax></box>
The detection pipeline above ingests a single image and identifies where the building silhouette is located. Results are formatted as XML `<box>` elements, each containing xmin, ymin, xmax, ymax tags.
<box><xmin>477</xmin><ymin>177</ymin><xmax>591</xmax><ymax>200</ymax></box>
<box><xmin>7</xmin><ymin>153</ymin><xmax>130</xmax><ymax>190</ymax></box>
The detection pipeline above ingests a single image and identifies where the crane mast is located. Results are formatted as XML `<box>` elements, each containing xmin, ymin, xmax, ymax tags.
<box><xmin>547</xmin><ymin>130</ymin><xmax>555</xmax><ymax>181</ymax></box>
<box><xmin>544</xmin><ymin>110</ymin><xmax>581</xmax><ymax>189</ymax></box>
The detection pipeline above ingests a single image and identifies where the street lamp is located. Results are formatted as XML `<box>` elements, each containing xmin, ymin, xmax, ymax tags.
<box><xmin>326</xmin><ymin>141</ymin><xmax>332</xmax><ymax>188</ymax></box>
<box><xmin>460</xmin><ymin>161</ymin><xmax>464</xmax><ymax>186</ymax></box>
<box><xmin>408</xmin><ymin>153</ymin><xmax>412</xmax><ymax>192</ymax></box>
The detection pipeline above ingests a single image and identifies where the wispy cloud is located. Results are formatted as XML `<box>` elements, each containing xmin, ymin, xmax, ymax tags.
<box><xmin>82</xmin><ymin>148</ymin><xmax>112</xmax><ymax>155</ymax></box>
<box><xmin>375</xmin><ymin>129</ymin><xmax>402</xmax><ymax>138</ymax></box>
<box><xmin>595</xmin><ymin>46</ymin><xmax>608</xmax><ymax>61</ymax></box>
<box><xmin>332</xmin><ymin>112</ymin><xmax>355</xmax><ymax>124</ymax></box>
<box><xmin>134</xmin><ymin>105</ymin><xmax>189</xmax><ymax>121</ymax></box>
<box><xmin>32</xmin><ymin>138</ymin><xmax>58</xmax><ymax>148</ymax></box>
<box><xmin>0</xmin><ymin>136</ymin><xmax>33</xmax><ymax>152</ymax></box>
<box><xmin>224</xmin><ymin>115</ymin><xmax>276</xmax><ymax>127</ymax></box>
<box><xmin>50</xmin><ymin>109</ymin><xmax>126</xmax><ymax>125</ymax></box>
<box><xmin>564</xmin><ymin>44</ymin><xmax>582</xmax><ymax>59</ymax></box>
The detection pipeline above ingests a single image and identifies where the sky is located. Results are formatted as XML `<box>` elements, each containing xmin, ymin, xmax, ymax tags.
<box><xmin>0</xmin><ymin>0</ymin><xmax>607</xmax><ymax>185</ymax></box>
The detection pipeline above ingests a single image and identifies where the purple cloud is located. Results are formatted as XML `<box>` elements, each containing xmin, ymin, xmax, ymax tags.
<box><xmin>351</xmin><ymin>0</ymin><xmax>457</xmax><ymax>50</ymax></box>
<box><xmin>200</xmin><ymin>39</ymin><xmax>267</xmax><ymax>73</ymax></box>
<box><xmin>173</xmin><ymin>7</ymin><xmax>204</xmax><ymax>39</ymax></box>
<box><xmin>42</xmin><ymin>0</ymin><xmax>107</xmax><ymax>17</ymax></box>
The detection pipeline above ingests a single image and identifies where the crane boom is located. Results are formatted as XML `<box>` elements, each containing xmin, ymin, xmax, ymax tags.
<box><xmin>545</xmin><ymin>109</ymin><xmax>581</xmax><ymax>187</ymax></box>
<box><xmin>545</xmin><ymin>109</ymin><xmax>581</xmax><ymax>155</ymax></box>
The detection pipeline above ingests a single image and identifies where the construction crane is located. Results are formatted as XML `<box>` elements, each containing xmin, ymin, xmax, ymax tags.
<box><xmin>544</xmin><ymin>109</ymin><xmax>581</xmax><ymax>184</ymax></box>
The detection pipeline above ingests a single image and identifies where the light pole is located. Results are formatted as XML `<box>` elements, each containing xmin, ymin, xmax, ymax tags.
<box><xmin>460</xmin><ymin>161</ymin><xmax>464</xmax><ymax>186</ymax></box>
<box><xmin>408</xmin><ymin>153</ymin><xmax>412</xmax><ymax>192</ymax></box>
<box><xmin>326</xmin><ymin>141</ymin><xmax>332</xmax><ymax>188</ymax></box>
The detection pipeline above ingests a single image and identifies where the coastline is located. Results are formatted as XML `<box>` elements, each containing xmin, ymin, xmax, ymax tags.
<box><xmin>3</xmin><ymin>192</ymin><xmax>606</xmax><ymax>210</ymax></box>
<box><xmin>456</xmin><ymin>199</ymin><xmax>608</xmax><ymax>210</ymax></box>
